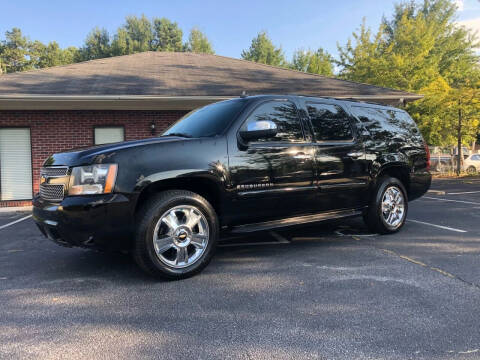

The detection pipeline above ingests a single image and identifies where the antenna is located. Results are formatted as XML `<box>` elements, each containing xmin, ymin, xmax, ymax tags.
<box><xmin>240</xmin><ymin>91</ymin><xmax>248</xmax><ymax>98</ymax></box>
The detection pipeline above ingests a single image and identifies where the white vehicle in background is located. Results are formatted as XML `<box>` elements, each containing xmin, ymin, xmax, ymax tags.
<box><xmin>464</xmin><ymin>154</ymin><xmax>480</xmax><ymax>174</ymax></box>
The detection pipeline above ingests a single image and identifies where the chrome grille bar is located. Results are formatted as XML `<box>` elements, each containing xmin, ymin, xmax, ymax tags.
<box><xmin>39</xmin><ymin>184</ymin><xmax>65</xmax><ymax>202</ymax></box>
<box><xmin>39</xmin><ymin>166</ymin><xmax>69</xmax><ymax>202</ymax></box>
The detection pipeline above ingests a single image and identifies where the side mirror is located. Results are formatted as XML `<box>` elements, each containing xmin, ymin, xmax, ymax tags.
<box><xmin>239</xmin><ymin>120</ymin><xmax>277</xmax><ymax>141</ymax></box>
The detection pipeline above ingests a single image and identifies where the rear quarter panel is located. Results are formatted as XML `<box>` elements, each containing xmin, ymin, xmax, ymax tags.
<box><xmin>346</xmin><ymin>104</ymin><xmax>431</xmax><ymax>200</ymax></box>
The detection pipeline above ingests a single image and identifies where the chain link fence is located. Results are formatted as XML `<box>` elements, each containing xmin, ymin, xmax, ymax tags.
<box><xmin>429</xmin><ymin>146</ymin><xmax>479</xmax><ymax>175</ymax></box>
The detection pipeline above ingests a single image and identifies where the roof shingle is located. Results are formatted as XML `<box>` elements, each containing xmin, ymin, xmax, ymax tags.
<box><xmin>0</xmin><ymin>51</ymin><xmax>420</xmax><ymax>101</ymax></box>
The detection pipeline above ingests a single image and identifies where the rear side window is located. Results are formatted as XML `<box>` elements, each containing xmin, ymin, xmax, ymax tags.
<box><xmin>241</xmin><ymin>101</ymin><xmax>304</xmax><ymax>143</ymax></box>
<box><xmin>306</xmin><ymin>103</ymin><xmax>353</xmax><ymax>141</ymax></box>
<box><xmin>351</xmin><ymin>106</ymin><xmax>420</xmax><ymax>141</ymax></box>
<box><xmin>382</xmin><ymin>109</ymin><xmax>420</xmax><ymax>137</ymax></box>
<box><xmin>472</xmin><ymin>155</ymin><xmax>480</xmax><ymax>161</ymax></box>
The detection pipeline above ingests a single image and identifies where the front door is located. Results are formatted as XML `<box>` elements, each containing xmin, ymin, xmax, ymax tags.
<box><xmin>228</xmin><ymin>100</ymin><xmax>316</xmax><ymax>225</ymax></box>
<box><xmin>305</xmin><ymin>102</ymin><xmax>369</xmax><ymax>211</ymax></box>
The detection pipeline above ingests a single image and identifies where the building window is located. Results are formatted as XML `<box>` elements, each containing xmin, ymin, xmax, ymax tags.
<box><xmin>94</xmin><ymin>127</ymin><xmax>125</xmax><ymax>145</ymax></box>
<box><xmin>0</xmin><ymin>128</ymin><xmax>33</xmax><ymax>200</ymax></box>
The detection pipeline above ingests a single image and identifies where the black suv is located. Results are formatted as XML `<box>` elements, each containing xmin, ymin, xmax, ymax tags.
<box><xmin>33</xmin><ymin>95</ymin><xmax>431</xmax><ymax>279</ymax></box>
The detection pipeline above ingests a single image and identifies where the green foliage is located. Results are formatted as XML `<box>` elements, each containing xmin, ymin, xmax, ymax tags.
<box><xmin>0</xmin><ymin>28</ymin><xmax>79</xmax><ymax>73</ymax></box>
<box><xmin>79</xmin><ymin>27</ymin><xmax>111</xmax><ymax>61</ymax></box>
<box><xmin>337</xmin><ymin>0</ymin><xmax>480</xmax><ymax>146</ymax></box>
<box><xmin>31</xmin><ymin>41</ymin><xmax>79</xmax><ymax>68</ymax></box>
<box><xmin>241</xmin><ymin>31</ymin><xmax>285</xmax><ymax>66</ymax></box>
<box><xmin>0</xmin><ymin>15</ymin><xmax>218</xmax><ymax>74</ymax></box>
<box><xmin>409</xmin><ymin>78</ymin><xmax>480</xmax><ymax>146</ymax></box>
<box><xmin>0</xmin><ymin>28</ymin><xmax>33</xmax><ymax>73</ymax></box>
<box><xmin>153</xmin><ymin>18</ymin><xmax>183</xmax><ymax>52</ymax></box>
<box><xmin>291</xmin><ymin>48</ymin><xmax>334</xmax><ymax>76</ymax></box>
<box><xmin>185</xmin><ymin>28</ymin><xmax>214</xmax><ymax>54</ymax></box>
<box><xmin>111</xmin><ymin>15</ymin><xmax>154</xmax><ymax>55</ymax></box>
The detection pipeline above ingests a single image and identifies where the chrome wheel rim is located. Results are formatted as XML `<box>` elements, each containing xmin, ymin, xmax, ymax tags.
<box><xmin>381</xmin><ymin>186</ymin><xmax>405</xmax><ymax>228</ymax></box>
<box><xmin>153</xmin><ymin>205</ymin><xmax>209</xmax><ymax>269</ymax></box>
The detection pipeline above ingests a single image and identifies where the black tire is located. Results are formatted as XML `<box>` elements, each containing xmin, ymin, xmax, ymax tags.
<box><xmin>133</xmin><ymin>190</ymin><xmax>219</xmax><ymax>280</ymax></box>
<box><xmin>363</xmin><ymin>176</ymin><xmax>408</xmax><ymax>234</ymax></box>
<box><xmin>467</xmin><ymin>166</ymin><xmax>477</xmax><ymax>174</ymax></box>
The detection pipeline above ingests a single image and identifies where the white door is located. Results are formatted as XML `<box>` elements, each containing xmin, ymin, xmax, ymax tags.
<box><xmin>0</xmin><ymin>129</ymin><xmax>33</xmax><ymax>200</ymax></box>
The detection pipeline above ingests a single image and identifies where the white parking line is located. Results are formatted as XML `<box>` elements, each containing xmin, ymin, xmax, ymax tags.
<box><xmin>447</xmin><ymin>191</ymin><xmax>480</xmax><ymax>195</ymax></box>
<box><xmin>422</xmin><ymin>196</ymin><xmax>480</xmax><ymax>206</ymax></box>
<box><xmin>0</xmin><ymin>215</ymin><xmax>32</xmax><ymax>231</ymax></box>
<box><xmin>407</xmin><ymin>219</ymin><xmax>467</xmax><ymax>233</ymax></box>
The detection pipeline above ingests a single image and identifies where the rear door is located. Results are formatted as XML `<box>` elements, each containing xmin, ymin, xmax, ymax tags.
<box><xmin>305</xmin><ymin>102</ymin><xmax>369</xmax><ymax>211</ymax></box>
<box><xmin>228</xmin><ymin>99</ymin><xmax>316</xmax><ymax>224</ymax></box>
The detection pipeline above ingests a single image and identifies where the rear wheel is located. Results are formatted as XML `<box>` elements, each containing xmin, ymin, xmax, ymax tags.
<box><xmin>133</xmin><ymin>190</ymin><xmax>218</xmax><ymax>280</ymax></box>
<box><xmin>363</xmin><ymin>176</ymin><xmax>408</xmax><ymax>234</ymax></box>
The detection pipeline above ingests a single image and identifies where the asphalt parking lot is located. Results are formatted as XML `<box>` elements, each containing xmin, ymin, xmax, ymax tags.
<box><xmin>1</xmin><ymin>178</ymin><xmax>480</xmax><ymax>360</ymax></box>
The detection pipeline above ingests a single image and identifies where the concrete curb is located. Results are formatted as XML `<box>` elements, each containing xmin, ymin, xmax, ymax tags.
<box><xmin>0</xmin><ymin>206</ymin><xmax>33</xmax><ymax>213</ymax></box>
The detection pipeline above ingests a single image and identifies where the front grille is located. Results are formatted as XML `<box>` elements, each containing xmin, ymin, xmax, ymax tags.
<box><xmin>39</xmin><ymin>184</ymin><xmax>65</xmax><ymax>202</ymax></box>
<box><xmin>40</xmin><ymin>167</ymin><xmax>69</xmax><ymax>177</ymax></box>
<box><xmin>39</xmin><ymin>167</ymin><xmax>69</xmax><ymax>202</ymax></box>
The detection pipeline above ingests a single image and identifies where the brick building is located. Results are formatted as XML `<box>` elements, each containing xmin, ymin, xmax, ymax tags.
<box><xmin>0</xmin><ymin>51</ymin><xmax>420</xmax><ymax>207</ymax></box>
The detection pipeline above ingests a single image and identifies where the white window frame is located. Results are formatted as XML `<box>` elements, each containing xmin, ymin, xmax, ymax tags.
<box><xmin>94</xmin><ymin>126</ymin><xmax>125</xmax><ymax>145</ymax></box>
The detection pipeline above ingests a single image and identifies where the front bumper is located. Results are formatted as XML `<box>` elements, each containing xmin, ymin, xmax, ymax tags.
<box><xmin>33</xmin><ymin>193</ymin><xmax>134</xmax><ymax>251</ymax></box>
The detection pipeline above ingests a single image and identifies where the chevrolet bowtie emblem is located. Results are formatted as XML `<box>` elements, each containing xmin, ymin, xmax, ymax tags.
<box><xmin>40</xmin><ymin>176</ymin><xmax>47</xmax><ymax>184</ymax></box>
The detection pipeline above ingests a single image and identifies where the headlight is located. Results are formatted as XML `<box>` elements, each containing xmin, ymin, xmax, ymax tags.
<box><xmin>68</xmin><ymin>164</ymin><xmax>118</xmax><ymax>195</ymax></box>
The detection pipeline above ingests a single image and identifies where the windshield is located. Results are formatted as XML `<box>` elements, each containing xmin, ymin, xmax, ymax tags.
<box><xmin>163</xmin><ymin>99</ymin><xmax>247</xmax><ymax>138</ymax></box>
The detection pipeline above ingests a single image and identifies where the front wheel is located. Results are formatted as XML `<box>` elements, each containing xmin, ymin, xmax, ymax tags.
<box><xmin>133</xmin><ymin>190</ymin><xmax>219</xmax><ymax>280</ymax></box>
<box><xmin>363</xmin><ymin>176</ymin><xmax>408</xmax><ymax>234</ymax></box>
<box><xmin>467</xmin><ymin>166</ymin><xmax>477</xmax><ymax>174</ymax></box>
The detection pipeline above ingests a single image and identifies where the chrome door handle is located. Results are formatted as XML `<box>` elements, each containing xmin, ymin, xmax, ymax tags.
<box><xmin>346</xmin><ymin>152</ymin><xmax>364</xmax><ymax>159</ymax></box>
<box><xmin>293</xmin><ymin>152</ymin><xmax>310</xmax><ymax>160</ymax></box>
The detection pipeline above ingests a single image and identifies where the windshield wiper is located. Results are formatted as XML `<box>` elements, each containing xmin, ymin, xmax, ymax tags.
<box><xmin>162</xmin><ymin>132</ymin><xmax>193</xmax><ymax>138</ymax></box>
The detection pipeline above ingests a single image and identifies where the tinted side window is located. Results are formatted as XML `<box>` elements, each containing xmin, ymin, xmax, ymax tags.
<box><xmin>472</xmin><ymin>155</ymin><xmax>480</xmax><ymax>161</ymax></box>
<box><xmin>241</xmin><ymin>101</ymin><xmax>303</xmax><ymax>142</ymax></box>
<box><xmin>351</xmin><ymin>106</ymin><xmax>391</xmax><ymax>140</ymax></box>
<box><xmin>307</xmin><ymin>103</ymin><xmax>353</xmax><ymax>141</ymax></box>
<box><xmin>351</xmin><ymin>106</ymin><xmax>421</xmax><ymax>142</ymax></box>
<box><xmin>382</xmin><ymin>109</ymin><xmax>420</xmax><ymax>137</ymax></box>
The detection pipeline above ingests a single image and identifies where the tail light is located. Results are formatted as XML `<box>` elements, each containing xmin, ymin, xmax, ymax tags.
<box><xmin>424</xmin><ymin>143</ymin><xmax>431</xmax><ymax>171</ymax></box>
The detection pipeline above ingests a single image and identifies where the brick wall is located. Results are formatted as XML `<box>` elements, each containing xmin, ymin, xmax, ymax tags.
<box><xmin>0</xmin><ymin>110</ymin><xmax>187</xmax><ymax>207</ymax></box>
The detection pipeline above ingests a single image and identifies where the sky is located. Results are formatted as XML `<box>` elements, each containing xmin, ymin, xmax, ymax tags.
<box><xmin>1</xmin><ymin>0</ymin><xmax>479</xmax><ymax>60</ymax></box>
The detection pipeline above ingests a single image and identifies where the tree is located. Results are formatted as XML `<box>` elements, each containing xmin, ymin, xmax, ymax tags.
<box><xmin>111</xmin><ymin>28</ymin><xmax>129</xmax><ymax>57</ymax></box>
<box><xmin>78</xmin><ymin>27</ymin><xmax>111</xmax><ymax>61</ymax></box>
<box><xmin>291</xmin><ymin>48</ymin><xmax>334</xmax><ymax>76</ymax></box>
<box><xmin>153</xmin><ymin>18</ymin><xmax>183</xmax><ymax>52</ymax></box>
<box><xmin>337</xmin><ymin>0</ymin><xmax>480</xmax><ymax>150</ymax></box>
<box><xmin>0</xmin><ymin>28</ymin><xmax>32</xmax><ymax>73</ymax></box>
<box><xmin>184</xmin><ymin>28</ymin><xmax>214</xmax><ymax>54</ymax></box>
<box><xmin>241</xmin><ymin>31</ymin><xmax>285</xmax><ymax>66</ymax></box>
<box><xmin>111</xmin><ymin>15</ymin><xmax>154</xmax><ymax>55</ymax></box>
<box><xmin>30</xmin><ymin>41</ymin><xmax>78</xmax><ymax>68</ymax></box>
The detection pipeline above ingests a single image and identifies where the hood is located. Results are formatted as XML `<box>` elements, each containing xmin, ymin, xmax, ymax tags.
<box><xmin>43</xmin><ymin>136</ymin><xmax>187</xmax><ymax>167</ymax></box>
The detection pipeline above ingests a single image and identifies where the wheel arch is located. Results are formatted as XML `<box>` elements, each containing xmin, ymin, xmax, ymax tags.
<box><xmin>376</xmin><ymin>164</ymin><xmax>411</xmax><ymax>196</ymax></box>
<box><xmin>134</xmin><ymin>175</ymin><xmax>225</xmax><ymax>222</ymax></box>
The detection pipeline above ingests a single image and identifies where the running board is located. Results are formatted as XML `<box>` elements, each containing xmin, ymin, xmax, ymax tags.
<box><xmin>231</xmin><ymin>209</ymin><xmax>363</xmax><ymax>234</ymax></box>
